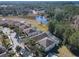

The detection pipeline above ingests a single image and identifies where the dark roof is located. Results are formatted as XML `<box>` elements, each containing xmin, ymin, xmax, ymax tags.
<box><xmin>28</xmin><ymin>29</ymin><xmax>36</xmax><ymax>33</ymax></box>
<box><xmin>24</xmin><ymin>28</ymin><xmax>36</xmax><ymax>34</ymax></box>
<box><xmin>19</xmin><ymin>25</ymin><xmax>26</xmax><ymax>29</ymax></box>
<box><xmin>19</xmin><ymin>25</ymin><xmax>30</xmax><ymax>31</ymax></box>
<box><xmin>20</xmin><ymin>23</ymin><xmax>25</xmax><ymax>26</ymax></box>
<box><xmin>46</xmin><ymin>39</ymin><xmax>54</xmax><ymax>47</ymax></box>
<box><xmin>38</xmin><ymin>38</ymin><xmax>54</xmax><ymax>48</ymax></box>
<box><xmin>31</xmin><ymin>33</ymin><xmax>48</xmax><ymax>41</ymax></box>
<box><xmin>0</xmin><ymin>45</ymin><xmax>6</xmax><ymax>54</ymax></box>
<box><xmin>24</xmin><ymin>25</ymin><xmax>30</xmax><ymax>29</ymax></box>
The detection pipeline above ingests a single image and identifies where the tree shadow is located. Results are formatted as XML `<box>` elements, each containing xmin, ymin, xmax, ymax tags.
<box><xmin>68</xmin><ymin>45</ymin><xmax>79</xmax><ymax>57</ymax></box>
<box><xmin>45</xmin><ymin>45</ymin><xmax>60</xmax><ymax>56</ymax></box>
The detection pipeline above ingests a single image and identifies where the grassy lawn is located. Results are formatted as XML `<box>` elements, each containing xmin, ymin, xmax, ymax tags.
<box><xmin>1</xmin><ymin>16</ymin><xmax>48</xmax><ymax>32</ymax></box>
<box><xmin>28</xmin><ymin>19</ymin><xmax>48</xmax><ymax>32</ymax></box>
<box><xmin>57</xmin><ymin>45</ymin><xmax>75</xmax><ymax>57</ymax></box>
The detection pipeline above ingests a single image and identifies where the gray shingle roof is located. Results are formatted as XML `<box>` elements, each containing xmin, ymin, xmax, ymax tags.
<box><xmin>31</xmin><ymin>33</ymin><xmax>48</xmax><ymax>41</ymax></box>
<box><xmin>0</xmin><ymin>45</ymin><xmax>6</xmax><ymax>54</ymax></box>
<box><xmin>38</xmin><ymin>38</ymin><xmax>54</xmax><ymax>48</ymax></box>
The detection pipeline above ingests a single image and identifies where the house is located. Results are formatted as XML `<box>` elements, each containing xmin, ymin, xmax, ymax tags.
<box><xmin>46</xmin><ymin>52</ymin><xmax>58</xmax><ymax>57</ymax></box>
<box><xmin>30</xmin><ymin>32</ymin><xmax>59</xmax><ymax>52</ymax></box>
<box><xmin>0</xmin><ymin>45</ymin><xmax>7</xmax><ymax>57</ymax></box>
<box><xmin>37</xmin><ymin>10</ymin><xmax>45</xmax><ymax>14</ymax></box>
<box><xmin>23</xmin><ymin>28</ymin><xmax>40</xmax><ymax>37</ymax></box>
<box><xmin>20</xmin><ymin>21</ymin><xmax>26</xmax><ymax>24</ymax></box>
<box><xmin>72</xmin><ymin>15</ymin><xmax>79</xmax><ymax>30</ymax></box>
<box><xmin>32</xmin><ymin>9</ymin><xmax>45</xmax><ymax>15</ymax></box>
<box><xmin>32</xmin><ymin>10</ymin><xmax>38</xmax><ymax>15</ymax></box>
<box><xmin>19</xmin><ymin>25</ymin><xmax>30</xmax><ymax>31</ymax></box>
<box><xmin>0</xmin><ymin>20</ymin><xmax>4</xmax><ymax>25</ymax></box>
<box><xmin>0</xmin><ymin>19</ymin><xmax>9</xmax><ymax>27</ymax></box>
<box><xmin>27</xmin><ymin>29</ymin><xmax>37</xmax><ymax>36</ymax></box>
<box><xmin>20</xmin><ymin>48</ymin><xmax>31</xmax><ymax>57</ymax></box>
<box><xmin>7</xmin><ymin>20</ymin><xmax>15</xmax><ymax>26</ymax></box>
<box><xmin>14</xmin><ymin>21</ymin><xmax>21</xmax><ymax>27</ymax></box>
<box><xmin>0</xmin><ymin>19</ymin><xmax>6</xmax><ymax>25</ymax></box>
<box><xmin>0</xmin><ymin>5</ymin><xmax>7</xmax><ymax>7</ymax></box>
<box><xmin>23</xmin><ymin>28</ymin><xmax>32</xmax><ymax>33</ymax></box>
<box><xmin>30</xmin><ymin>33</ymin><xmax>48</xmax><ymax>41</ymax></box>
<box><xmin>38</xmin><ymin>37</ymin><xmax>59</xmax><ymax>52</ymax></box>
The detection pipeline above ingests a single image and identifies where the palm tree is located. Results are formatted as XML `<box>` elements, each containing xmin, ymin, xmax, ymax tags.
<box><xmin>14</xmin><ymin>27</ymin><xmax>25</xmax><ymax>36</ymax></box>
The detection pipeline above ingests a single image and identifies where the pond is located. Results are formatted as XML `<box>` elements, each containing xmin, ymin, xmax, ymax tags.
<box><xmin>35</xmin><ymin>16</ymin><xmax>48</xmax><ymax>24</ymax></box>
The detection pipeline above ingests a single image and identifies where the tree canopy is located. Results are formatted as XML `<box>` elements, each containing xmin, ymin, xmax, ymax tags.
<box><xmin>68</xmin><ymin>31</ymin><xmax>79</xmax><ymax>48</ymax></box>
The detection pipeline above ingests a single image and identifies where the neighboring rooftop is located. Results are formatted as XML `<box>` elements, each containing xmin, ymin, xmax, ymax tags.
<box><xmin>31</xmin><ymin>33</ymin><xmax>48</xmax><ymax>41</ymax></box>
<box><xmin>0</xmin><ymin>45</ymin><xmax>6</xmax><ymax>54</ymax></box>
<box><xmin>38</xmin><ymin>37</ymin><xmax>54</xmax><ymax>48</ymax></box>
<box><xmin>0</xmin><ymin>45</ymin><xmax>7</xmax><ymax>57</ymax></box>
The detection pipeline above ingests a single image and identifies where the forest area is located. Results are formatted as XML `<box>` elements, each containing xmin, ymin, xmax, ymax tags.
<box><xmin>47</xmin><ymin>2</ymin><xmax>79</xmax><ymax>56</ymax></box>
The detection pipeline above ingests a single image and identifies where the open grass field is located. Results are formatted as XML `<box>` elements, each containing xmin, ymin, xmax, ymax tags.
<box><xmin>57</xmin><ymin>45</ymin><xmax>75</xmax><ymax>57</ymax></box>
<box><xmin>27</xmin><ymin>19</ymin><xmax>48</xmax><ymax>32</ymax></box>
<box><xmin>0</xmin><ymin>16</ymin><xmax>48</xmax><ymax>32</ymax></box>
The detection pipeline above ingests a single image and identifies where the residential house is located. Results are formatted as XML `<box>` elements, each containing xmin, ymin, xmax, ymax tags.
<box><xmin>30</xmin><ymin>33</ymin><xmax>48</xmax><ymax>41</ymax></box>
<box><xmin>7</xmin><ymin>20</ymin><xmax>15</xmax><ymax>26</ymax></box>
<box><xmin>13</xmin><ymin>21</ymin><xmax>21</xmax><ymax>27</ymax></box>
<box><xmin>38</xmin><ymin>37</ymin><xmax>59</xmax><ymax>52</ymax></box>
<box><xmin>19</xmin><ymin>25</ymin><xmax>30</xmax><ymax>31</ymax></box>
<box><xmin>31</xmin><ymin>33</ymin><xmax>59</xmax><ymax>52</ymax></box>
<box><xmin>0</xmin><ymin>20</ymin><xmax>4</xmax><ymax>25</ymax></box>
<box><xmin>72</xmin><ymin>15</ymin><xmax>79</xmax><ymax>30</ymax></box>
<box><xmin>23</xmin><ymin>28</ymin><xmax>40</xmax><ymax>37</ymax></box>
<box><xmin>0</xmin><ymin>45</ymin><xmax>7</xmax><ymax>57</ymax></box>
<box><xmin>32</xmin><ymin>9</ymin><xmax>45</xmax><ymax>15</ymax></box>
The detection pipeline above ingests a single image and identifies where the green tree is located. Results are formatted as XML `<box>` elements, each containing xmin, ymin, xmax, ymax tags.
<box><xmin>1</xmin><ymin>34</ymin><xmax>11</xmax><ymax>49</ymax></box>
<box><xmin>23</xmin><ymin>37</ymin><xmax>45</xmax><ymax>57</ymax></box>
<box><xmin>48</xmin><ymin>20</ymin><xmax>56</xmax><ymax>34</ymax></box>
<box><xmin>68</xmin><ymin>31</ymin><xmax>79</xmax><ymax>48</ymax></box>
<box><xmin>14</xmin><ymin>27</ymin><xmax>24</xmax><ymax>36</ymax></box>
<box><xmin>54</xmin><ymin>24</ymin><xmax>65</xmax><ymax>40</ymax></box>
<box><xmin>7</xmin><ymin>50</ymin><xmax>16</xmax><ymax>57</ymax></box>
<box><xmin>15</xmin><ymin>46</ymin><xmax>21</xmax><ymax>53</ymax></box>
<box><xmin>63</xmin><ymin>26</ymin><xmax>75</xmax><ymax>44</ymax></box>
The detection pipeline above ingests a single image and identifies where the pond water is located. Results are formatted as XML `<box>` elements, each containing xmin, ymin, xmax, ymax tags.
<box><xmin>35</xmin><ymin>16</ymin><xmax>48</xmax><ymax>24</ymax></box>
